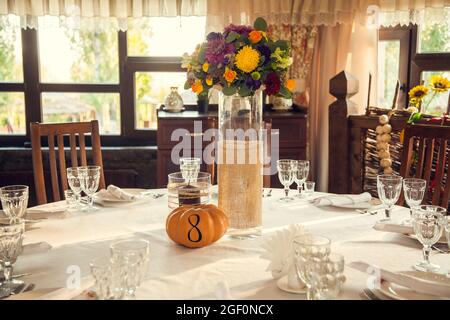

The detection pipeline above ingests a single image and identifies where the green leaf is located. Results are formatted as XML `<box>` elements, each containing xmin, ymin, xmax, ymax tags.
<box><xmin>278</xmin><ymin>86</ymin><xmax>292</xmax><ymax>99</ymax></box>
<box><xmin>226</xmin><ymin>31</ymin><xmax>240</xmax><ymax>43</ymax></box>
<box><xmin>222</xmin><ymin>86</ymin><xmax>237</xmax><ymax>96</ymax></box>
<box><xmin>184</xmin><ymin>81</ymin><xmax>191</xmax><ymax>90</ymax></box>
<box><xmin>407</xmin><ymin>112</ymin><xmax>422</xmax><ymax>124</ymax></box>
<box><xmin>238</xmin><ymin>85</ymin><xmax>252</xmax><ymax>97</ymax></box>
<box><xmin>253</xmin><ymin>17</ymin><xmax>268</xmax><ymax>32</ymax></box>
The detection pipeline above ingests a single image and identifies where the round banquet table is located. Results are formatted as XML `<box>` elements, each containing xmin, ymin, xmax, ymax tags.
<box><xmin>13</xmin><ymin>188</ymin><xmax>450</xmax><ymax>300</ymax></box>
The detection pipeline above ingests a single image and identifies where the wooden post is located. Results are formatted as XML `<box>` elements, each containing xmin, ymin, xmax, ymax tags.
<box><xmin>328</xmin><ymin>71</ymin><xmax>360</xmax><ymax>194</ymax></box>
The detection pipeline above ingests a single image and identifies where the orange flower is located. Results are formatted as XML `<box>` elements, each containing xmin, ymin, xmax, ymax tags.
<box><xmin>191</xmin><ymin>80</ymin><xmax>204</xmax><ymax>94</ymax></box>
<box><xmin>285</xmin><ymin>79</ymin><xmax>296</xmax><ymax>92</ymax></box>
<box><xmin>248</xmin><ymin>30</ymin><xmax>263</xmax><ymax>44</ymax></box>
<box><xmin>206</xmin><ymin>76</ymin><xmax>213</xmax><ymax>86</ymax></box>
<box><xmin>223</xmin><ymin>67</ymin><xmax>237</xmax><ymax>83</ymax></box>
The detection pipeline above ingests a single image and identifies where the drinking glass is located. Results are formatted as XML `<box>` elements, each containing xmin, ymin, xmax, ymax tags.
<box><xmin>445</xmin><ymin>218</ymin><xmax>450</xmax><ymax>277</ymax></box>
<box><xmin>180</xmin><ymin>158</ymin><xmax>201</xmax><ymax>184</ymax></box>
<box><xmin>67</xmin><ymin>167</ymin><xmax>83</xmax><ymax>208</ymax></box>
<box><xmin>167</xmin><ymin>172</ymin><xmax>211</xmax><ymax>208</ymax></box>
<box><xmin>294</xmin><ymin>160</ymin><xmax>310</xmax><ymax>198</ymax></box>
<box><xmin>64</xmin><ymin>190</ymin><xmax>78</xmax><ymax>210</ymax></box>
<box><xmin>412</xmin><ymin>205</ymin><xmax>446</xmax><ymax>272</ymax></box>
<box><xmin>90</xmin><ymin>256</ymin><xmax>127</xmax><ymax>300</ymax></box>
<box><xmin>110</xmin><ymin>239</ymin><xmax>150</xmax><ymax>299</ymax></box>
<box><xmin>309</xmin><ymin>253</ymin><xmax>346</xmax><ymax>300</ymax></box>
<box><xmin>0</xmin><ymin>185</ymin><xmax>29</xmax><ymax>223</ymax></box>
<box><xmin>376</xmin><ymin>175</ymin><xmax>403</xmax><ymax>222</ymax></box>
<box><xmin>79</xmin><ymin>166</ymin><xmax>101</xmax><ymax>212</ymax></box>
<box><xmin>293</xmin><ymin>235</ymin><xmax>331</xmax><ymax>300</ymax></box>
<box><xmin>402</xmin><ymin>178</ymin><xmax>426</xmax><ymax>224</ymax></box>
<box><xmin>277</xmin><ymin>159</ymin><xmax>296</xmax><ymax>202</ymax></box>
<box><xmin>0</xmin><ymin>220</ymin><xmax>25</xmax><ymax>297</ymax></box>
<box><xmin>304</xmin><ymin>181</ymin><xmax>316</xmax><ymax>197</ymax></box>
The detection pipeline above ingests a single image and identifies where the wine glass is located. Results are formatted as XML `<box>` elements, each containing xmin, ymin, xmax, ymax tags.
<box><xmin>376</xmin><ymin>175</ymin><xmax>403</xmax><ymax>222</ymax></box>
<box><xmin>402</xmin><ymin>178</ymin><xmax>426</xmax><ymax>224</ymax></box>
<box><xmin>0</xmin><ymin>185</ymin><xmax>29</xmax><ymax>223</ymax></box>
<box><xmin>79</xmin><ymin>166</ymin><xmax>101</xmax><ymax>212</ymax></box>
<box><xmin>67</xmin><ymin>167</ymin><xmax>83</xmax><ymax>208</ymax></box>
<box><xmin>293</xmin><ymin>235</ymin><xmax>331</xmax><ymax>300</ymax></box>
<box><xmin>0</xmin><ymin>220</ymin><xmax>25</xmax><ymax>298</ymax></box>
<box><xmin>180</xmin><ymin>158</ymin><xmax>201</xmax><ymax>184</ymax></box>
<box><xmin>293</xmin><ymin>160</ymin><xmax>310</xmax><ymax>198</ymax></box>
<box><xmin>277</xmin><ymin>159</ymin><xmax>296</xmax><ymax>202</ymax></box>
<box><xmin>412</xmin><ymin>205</ymin><xmax>446</xmax><ymax>272</ymax></box>
<box><xmin>110</xmin><ymin>239</ymin><xmax>150</xmax><ymax>299</ymax></box>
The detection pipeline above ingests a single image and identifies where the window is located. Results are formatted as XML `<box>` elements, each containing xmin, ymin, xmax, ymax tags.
<box><xmin>418</xmin><ymin>17</ymin><xmax>450</xmax><ymax>53</ymax></box>
<box><xmin>0</xmin><ymin>16</ymin><xmax>205</xmax><ymax>146</ymax></box>
<box><xmin>377</xmin><ymin>40</ymin><xmax>400</xmax><ymax>107</ymax></box>
<box><xmin>420</xmin><ymin>71</ymin><xmax>450</xmax><ymax>115</ymax></box>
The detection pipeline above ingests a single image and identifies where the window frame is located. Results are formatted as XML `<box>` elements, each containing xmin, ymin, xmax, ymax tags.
<box><xmin>0</xmin><ymin>27</ymin><xmax>190</xmax><ymax>147</ymax></box>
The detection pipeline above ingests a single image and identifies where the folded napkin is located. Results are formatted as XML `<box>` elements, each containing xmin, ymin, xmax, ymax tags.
<box><xmin>312</xmin><ymin>192</ymin><xmax>372</xmax><ymax>207</ymax></box>
<box><xmin>374</xmin><ymin>222</ymin><xmax>447</xmax><ymax>242</ymax></box>
<box><xmin>349</xmin><ymin>261</ymin><xmax>450</xmax><ymax>298</ymax></box>
<box><xmin>97</xmin><ymin>185</ymin><xmax>137</xmax><ymax>201</ymax></box>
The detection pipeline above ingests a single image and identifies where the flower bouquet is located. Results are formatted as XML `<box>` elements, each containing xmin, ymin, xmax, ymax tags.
<box><xmin>182</xmin><ymin>17</ymin><xmax>295</xmax><ymax>99</ymax></box>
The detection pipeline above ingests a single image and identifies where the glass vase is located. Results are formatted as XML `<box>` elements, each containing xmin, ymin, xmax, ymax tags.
<box><xmin>217</xmin><ymin>91</ymin><xmax>263</xmax><ymax>239</ymax></box>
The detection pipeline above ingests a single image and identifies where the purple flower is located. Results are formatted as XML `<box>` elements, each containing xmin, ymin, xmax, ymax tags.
<box><xmin>245</xmin><ymin>77</ymin><xmax>262</xmax><ymax>90</ymax></box>
<box><xmin>258</xmin><ymin>45</ymin><xmax>271</xmax><ymax>65</ymax></box>
<box><xmin>224</xmin><ymin>24</ymin><xmax>253</xmax><ymax>37</ymax></box>
<box><xmin>205</xmin><ymin>33</ymin><xmax>235</xmax><ymax>65</ymax></box>
<box><xmin>264</xmin><ymin>72</ymin><xmax>281</xmax><ymax>96</ymax></box>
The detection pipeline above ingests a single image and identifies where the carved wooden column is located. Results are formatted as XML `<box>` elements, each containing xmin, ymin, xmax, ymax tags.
<box><xmin>328</xmin><ymin>71</ymin><xmax>359</xmax><ymax>194</ymax></box>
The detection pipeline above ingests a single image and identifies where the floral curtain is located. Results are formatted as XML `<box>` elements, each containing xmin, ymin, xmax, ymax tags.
<box><xmin>268</xmin><ymin>24</ymin><xmax>318</xmax><ymax>106</ymax></box>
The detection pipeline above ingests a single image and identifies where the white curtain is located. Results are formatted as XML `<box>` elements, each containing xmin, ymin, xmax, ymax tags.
<box><xmin>0</xmin><ymin>0</ymin><xmax>206</xmax><ymax>30</ymax></box>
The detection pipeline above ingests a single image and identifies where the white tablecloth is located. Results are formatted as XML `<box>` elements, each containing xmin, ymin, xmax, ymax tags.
<box><xmin>14</xmin><ymin>189</ymin><xmax>450</xmax><ymax>300</ymax></box>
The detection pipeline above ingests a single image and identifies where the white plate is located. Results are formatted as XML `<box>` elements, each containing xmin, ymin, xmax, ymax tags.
<box><xmin>94</xmin><ymin>188</ymin><xmax>147</xmax><ymax>203</ymax></box>
<box><xmin>276</xmin><ymin>275</ymin><xmax>306</xmax><ymax>294</ymax></box>
<box><xmin>379</xmin><ymin>271</ymin><xmax>450</xmax><ymax>300</ymax></box>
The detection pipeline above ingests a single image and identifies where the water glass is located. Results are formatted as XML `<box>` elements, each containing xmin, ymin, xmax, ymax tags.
<box><xmin>304</xmin><ymin>181</ymin><xmax>315</xmax><ymax>197</ymax></box>
<box><xmin>67</xmin><ymin>167</ymin><xmax>83</xmax><ymax>208</ymax></box>
<box><xmin>293</xmin><ymin>235</ymin><xmax>331</xmax><ymax>300</ymax></box>
<box><xmin>277</xmin><ymin>160</ymin><xmax>296</xmax><ymax>202</ymax></box>
<box><xmin>180</xmin><ymin>157</ymin><xmax>201</xmax><ymax>183</ymax></box>
<box><xmin>309</xmin><ymin>253</ymin><xmax>346</xmax><ymax>300</ymax></box>
<box><xmin>110</xmin><ymin>239</ymin><xmax>150</xmax><ymax>299</ymax></box>
<box><xmin>90</xmin><ymin>256</ymin><xmax>127</xmax><ymax>300</ymax></box>
<box><xmin>402</xmin><ymin>178</ymin><xmax>426</xmax><ymax>224</ymax></box>
<box><xmin>79</xmin><ymin>166</ymin><xmax>101</xmax><ymax>212</ymax></box>
<box><xmin>0</xmin><ymin>185</ymin><xmax>29</xmax><ymax>222</ymax></box>
<box><xmin>377</xmin><ymin>175</ymin><xmax>403</xmax><ymax>222</ymax></box>
<box><xmin>64</xmin><ymin>190</ymin><xmax>78</xmax><ymax>210</ymax></box>
<box><xmin>294</xmin><ymin>160</ymin><xmax>310</xmax><ymax>197</ymax></box>
<box><xmin>0</xmin><ymin>220</ymin><xmax>25</xmax><ymax>297</ymax></box>
<box><xmin>412</xmin><ymin>205</ymin><xmax>446</xmax><ymax>272</ymax></box>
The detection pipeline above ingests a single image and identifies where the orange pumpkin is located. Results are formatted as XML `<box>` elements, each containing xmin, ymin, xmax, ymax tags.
<box><xmin>166</xmin><ymin>204</ymin><xmax>228</xmax><ymax>248</ymax></box>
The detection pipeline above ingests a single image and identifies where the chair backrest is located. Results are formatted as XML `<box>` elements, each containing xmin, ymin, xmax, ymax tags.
<box><xmin>30</xmin><ymin>120</ymin><xmax>106</xmax><ymax>204</ymax></box>
<box><xmin>399</xmin><ymin>124</ymin><xmax>450</xmax><ymax>207</ymax></box>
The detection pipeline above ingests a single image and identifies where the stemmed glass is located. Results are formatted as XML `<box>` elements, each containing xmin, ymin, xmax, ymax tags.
<box><xmin>412</xmin><ymin>205</ymin><xmax>446</xmax><ymax>272</ymax></box>
<box><xmin>67</xmin><ymin>167</ymin><xmax>84</xmax><ymax>208</ymax></box>
<box><xmin>180</xmin><ymin>158</ymin><xmax>201</xmax><ymax>184</ymax></box>
<box><xmin>376</xmin><ymin>175</ymin><xmax>403</xmax><ymax>222</ymax></box>
<box><xmin>277</xmin><ymin>159</ymin><xmax>296</xmax><ymax>202</ymax></box>
<box><xmin>0</xmin><ymin>185</ymin><xmax>29</xmax><ymax>223</ymax></box>
<box><xmin>0</xmin><ymin>220</ymin><xmax>25</xmax><ymax>297</ymax></box>
<box><xmin>402</xmin><ymin>178</ymin><xmax>426</xmax><ymax>225</ymax></box>
<box><xmin>79</xmin><ymin>166</ymin><xmax>101</xmax><ymax>212</ymax></box>
<box><xmin>293</xmin><ymin>235</ymin><xmax>331</xmax><ymax>300</ymax></box>
<box><xmin>294</xmin><ymin>160</ymin><xmax>310</xmax><ymax>198</ymax></box>
<box><xmin>110</xmin><ymin>239</ymin><xmax>150</xmax><ymax>299</ymax></box>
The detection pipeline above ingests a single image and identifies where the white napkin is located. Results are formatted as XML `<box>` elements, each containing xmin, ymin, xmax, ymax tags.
<box><xmin>349</xmin><ymin>261</ymin><xmax>450</xmax><ymax>298</ymax></box>
<box><xmin>373</xmin><ymin>222</ymin><xmax>447</xmax><ymax>242</ymax></box>
<box><xmin>312</xmin><ymin>192</ymin><xmax>372</xmax><ymax>207</ymax></box>
<box><xmin>260</xmin><ymin>224</ymin><xmax>310</xmax><ymax>279</ymax></box>
<box><xmin>22</xmin><ymin>242</ymin><xmax>52</xmax><ymax>255</ymax></box>
<box><xmin>97</xmin><ymin>185</ymin><xmax>137</xmax><ymax>201</ymax></box>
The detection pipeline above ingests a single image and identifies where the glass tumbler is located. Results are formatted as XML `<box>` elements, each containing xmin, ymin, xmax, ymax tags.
<box><xmin>0</xmin><ymin>185</ymin><xmax>29</xmax><ymax>222</ymax></box>
<box><xmin>90</xmin><ymin>256</ymin><xmax>126</xmax><ymax>300</ymax></box>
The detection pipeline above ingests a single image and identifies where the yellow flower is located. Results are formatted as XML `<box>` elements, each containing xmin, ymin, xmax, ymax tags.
<box><xmin>191</xmin><ymin>80</ymin><xmax>203</xmax><ymax>94</ymax></box>
<box><xmin>248</xmin><ymin>31</ymin><xmax>263</xmax><ymax>44</ymax></box>
<box><xmin>430</xmin><ymin>75</ymin><xmax>450</xmax><ymax>93</ymax></box>
<box><xmin>223</xmin><ymin>67</ymin><xmax>237</xmax><ymax>83</ymax></box>
<box><xmin>285</xmin><ymin>79</ymin><xmax>296</xmax><ymax>92</ymax></box>
<box><xmin>409</xmin><ymin>85</ymin><xmax>428</xmax><ymax>100</ymax></box>
<box><xmin>235</xmin><ymin>45</ymin><xmax>260</xmax><ymax>73</ymax></box>
<box><xmin>202</xmin><ymin>62</ymin><xmax>209</xmax><ymax>73</ymax></box>
<box><xmin>206</xmin><ymin>76</ymin><xmax>213</xmax><ymax>86</ymax></box>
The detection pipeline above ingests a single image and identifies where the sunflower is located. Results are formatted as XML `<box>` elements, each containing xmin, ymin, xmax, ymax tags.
<box><xmin>430</xmin><ymin>75</ymin><xmax>450</xmax><ymax>93</ymax></box>
<box><xmin>408</xmin><ymin>85</ymin><xmax>429</xmax><ymax>101</ymax></box>
<box><xmin>235</xmin><ymin>45</ymin><xmax>260</xmax><ymax>73</ymax></box>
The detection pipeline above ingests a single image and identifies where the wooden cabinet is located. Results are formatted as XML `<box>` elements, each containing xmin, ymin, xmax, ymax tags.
<box><xmin>156</xmin><ymin>109</ymin><xmax>307</xmax><ymax>188</ymax></box>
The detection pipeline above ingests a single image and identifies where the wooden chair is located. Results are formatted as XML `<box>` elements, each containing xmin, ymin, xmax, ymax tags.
<box><xmin>399</xmin><ymin>124</ymin><xmax>450</xmax><ymax>208</ymax></box>
<box><xmin>30</xmin><ymin>120</ymin><xmax>106</xmax><ymax>205</ymax></box>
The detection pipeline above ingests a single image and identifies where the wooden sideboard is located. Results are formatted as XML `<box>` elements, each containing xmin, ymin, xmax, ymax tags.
<box><xmin>156</xmin><ymin>107</ymin><xmax>307</xmax><ymax>188</ymax></box>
